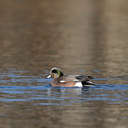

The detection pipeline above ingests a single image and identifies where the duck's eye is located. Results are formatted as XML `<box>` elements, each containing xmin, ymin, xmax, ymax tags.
<box><xmin>52</xmin><ymin>69</ymin><xmax>58</xmax><ymax>73</ymax></box>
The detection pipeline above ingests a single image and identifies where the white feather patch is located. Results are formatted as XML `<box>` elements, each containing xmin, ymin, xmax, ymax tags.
<box><xmin>60</xmin><ymin>80</ymin><xmax>66</xmax><ymax>83</ymax></box>
<box><xmin>74</xmin><ymin>82</ymin><xmax>83</xmax><ymax>87</ymax></box>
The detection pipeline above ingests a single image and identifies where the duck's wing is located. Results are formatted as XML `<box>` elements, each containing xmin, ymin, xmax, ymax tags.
<box><xmin>59</xmin><ymin>75</ymin><xmax>94</xmax><ymax>83</ymax></box>
<box><xmin>75</xmin><ymin>75</ymin><xmax>94</xmax><ymax>81</ymax></box>
<box><xmin>75</xmin><ymin>75</ymin><xmax>95</xmax><ymax>85</ymax></box>
<box><xmin>59</xmin><ymin>75</ymin><xmax>95</xmax><ymax>85</ymax></box>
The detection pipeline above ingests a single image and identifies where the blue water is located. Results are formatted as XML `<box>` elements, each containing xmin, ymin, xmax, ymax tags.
<box><xmin>0</xmin><ymin>69</ymin><xmax>127</xmax><ymax>106</ymax></box>
<box><xmin>0</xmin><ymin>69</ymin><xmax>128</xmax><ymax>128</ymax></box>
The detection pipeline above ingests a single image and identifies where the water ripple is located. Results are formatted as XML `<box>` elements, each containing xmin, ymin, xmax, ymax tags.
<box><xmin>0</xmin><ymin>70</ymin><xmax>127</xmax><ymax>106</ymax></box>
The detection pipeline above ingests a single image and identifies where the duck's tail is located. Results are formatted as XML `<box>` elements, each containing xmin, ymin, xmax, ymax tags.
<box><xmin>82</xmin><ymin>80</ymin><xmax>95</xmax><ymax>86</ymax></box>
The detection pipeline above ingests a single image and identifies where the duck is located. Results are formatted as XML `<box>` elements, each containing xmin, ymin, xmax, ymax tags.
<box><xmin>47</xmin><ymin>67</ymin><xmax>95</xmax><ymax>87</ymax></box>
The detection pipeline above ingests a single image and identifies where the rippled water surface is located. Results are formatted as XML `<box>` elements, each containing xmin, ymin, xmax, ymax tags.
<box><xmin>0</xmin><ymin>70</ymin><xmax>128</xmax><ymax>128</ymax></box>
<box><xmin>0</xmin><ymin>0</ymin><xmax>128</xmax><ymax>128</ymax></box>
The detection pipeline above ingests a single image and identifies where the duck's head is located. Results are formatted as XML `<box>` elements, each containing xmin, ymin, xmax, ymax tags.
<box><xmin>47</xmin><ymin>67</ymin><xmax>64</xmax><ymax>79</ymax></box>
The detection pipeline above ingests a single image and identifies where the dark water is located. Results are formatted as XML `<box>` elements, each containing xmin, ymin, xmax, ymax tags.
<box><xmin>0</xmin><ymin>0</ymin><xmax>128</xmax><ymax>128</ymax></box>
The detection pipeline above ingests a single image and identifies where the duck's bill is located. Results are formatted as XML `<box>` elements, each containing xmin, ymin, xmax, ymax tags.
<box><xmin>46</xmin><ymin>74</ymin><xmax>51</xmax><ymax>79</ymax></box>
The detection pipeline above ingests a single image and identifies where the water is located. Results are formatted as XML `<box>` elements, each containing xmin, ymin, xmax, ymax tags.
<box><xmin>0</xmin><ymin>71</ymin><xmax>128</xmax><ymax>128</ymax></box>
<box><xmin>0</xmin><ymin>0</ymin><xmax>128</xmax><ymax>128</ymax></box>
